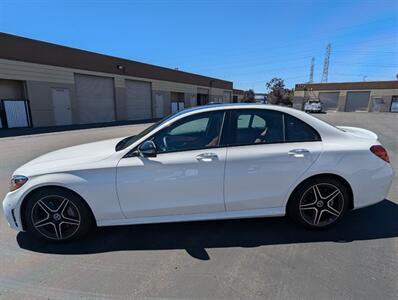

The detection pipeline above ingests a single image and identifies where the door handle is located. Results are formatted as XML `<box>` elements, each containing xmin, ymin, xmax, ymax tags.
<box><xmin>288</xmin><ymin>148</ymin><xmax>310</xmax><ymax>158</ymax></box>
<box><xmin>196</xmin><ymin>153</ymin><xmax>218</xmax><ymax>162</ymax></box>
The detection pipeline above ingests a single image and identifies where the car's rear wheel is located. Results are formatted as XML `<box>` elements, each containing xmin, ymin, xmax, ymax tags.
<box><xmin>288</xmin><ymin>177</ymin><xmax>349</xmax><ymax>229</ymax></box>
<box><xmin>24</xmin><ymin>187</ymin><xmax>94</xmax><ymax>242</ymax></box>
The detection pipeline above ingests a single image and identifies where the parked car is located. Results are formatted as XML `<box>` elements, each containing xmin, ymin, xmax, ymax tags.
<box><xmin>3</xmin><ymin>104</ymin><xmax>394</xmax><ymax>242</ymax></box>
<box><xmin>304</xmin><ymin>100</ymin><xmax>323</xmax><ymax>113</ymax></box>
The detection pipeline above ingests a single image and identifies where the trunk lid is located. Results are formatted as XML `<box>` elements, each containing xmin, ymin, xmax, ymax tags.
<box><xmin>336</xmin><ymin>126</ymin><xmax>378</xmax><ymax>140</ymax></box>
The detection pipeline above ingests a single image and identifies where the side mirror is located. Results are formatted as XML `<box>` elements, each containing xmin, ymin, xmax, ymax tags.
<box><xmin>138</xmin><ymin>141</ymin><xmax>157</xmax><ymax>157</ymax></box>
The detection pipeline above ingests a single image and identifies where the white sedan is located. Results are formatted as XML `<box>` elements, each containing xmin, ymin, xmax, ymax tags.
<box><xmin>3</xmin><ymin>104</ymin><xmax>394</xmax><ymax>242</ymax></box>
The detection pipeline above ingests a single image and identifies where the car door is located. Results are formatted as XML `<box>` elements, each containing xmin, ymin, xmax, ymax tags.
<box><xmin>117</xmin><ymin>110</ymin><xmax>227</xmax><ymax>219</ymax></box>
<box><xmin>224</xmin><ymin>109</ymin><xmax>323</xmax><ymax>211</ymax></box>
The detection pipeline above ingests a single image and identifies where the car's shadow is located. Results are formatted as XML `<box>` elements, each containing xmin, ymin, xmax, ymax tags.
<box><xmin>17</xmin><ymin>199</ymin><xmax>398</xmax><ymax>260</ymax></box>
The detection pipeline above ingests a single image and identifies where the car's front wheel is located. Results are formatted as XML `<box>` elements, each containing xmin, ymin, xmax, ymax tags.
<box><xmin>24</xmin><ymin>187</ymin><xmax>94</xmax><ymax>242</ymax></box>
<box><xmin>288</xmin><ymin>177</ymin><xmax>349</xmax><ymax>229</ymax></box>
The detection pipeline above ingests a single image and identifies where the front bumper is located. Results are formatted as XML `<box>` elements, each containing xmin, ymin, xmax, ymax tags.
<box><xmin>305</xmin><ymin>108</ymin><xmax>322</xmax><ymax>112</ymax></box>
<box><xmin>2</xmin><ymin>190</ymin><xmax>24</xmax><ymax>231</ymax></box>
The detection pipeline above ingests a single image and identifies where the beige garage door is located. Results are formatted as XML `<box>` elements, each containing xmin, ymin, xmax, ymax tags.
<box><xmin>125</xmin><ymin>80</ymin><xmax>152</xmax><ymax>120</ymax></box>
<box><xmin>75</xmin><ymin>74</ymin><xmax>115</xmax><ymax>124</ymax></box>
<box><xmin>345</xmin><ymin>91</ymin><xmax>370</xmax><ymax>112</ymax></box>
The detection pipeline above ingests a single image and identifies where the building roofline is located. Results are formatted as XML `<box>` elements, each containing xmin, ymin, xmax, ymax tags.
<box><xmin>233</xmin><ymin>88</ymin><xmax>245</xmax><ymax>94</ymax></box>
<box><xmin>295</xmin><ymin>80</ymin><xmax>398</xmax><ymax>91</ymax></box>
<box><xmin>0</xmin><ymin>32</ymin><xmax>233</xmax><ymax>89</ymax></box>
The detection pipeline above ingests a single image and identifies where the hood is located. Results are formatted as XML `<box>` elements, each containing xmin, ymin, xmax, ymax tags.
<box><xmin>14</xmin><ymin>137</ymin><xmax>124</xmax><ymax>177</ymax></box>
<box><xmin>337</xmin><ymin>126</ymin><xmax>378</xmax><ymax>140</ymax></box>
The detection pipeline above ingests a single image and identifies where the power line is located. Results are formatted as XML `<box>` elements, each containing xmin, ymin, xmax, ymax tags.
<box><xmin>333</xmin><ymin>62</ymin><xmax>398</xmax><ymax>67</ymax></box>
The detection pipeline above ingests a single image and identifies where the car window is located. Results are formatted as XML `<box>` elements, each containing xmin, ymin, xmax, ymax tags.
<box><xmin>237</xmin><ymin>114</ymin><xmax>251</xmax><ymax>128</ymax></box>
<box><xmin>285</xmin><ymin>114</ymin><xmax>321</xmax><ymax>142</ymax></box>
<box><xmin>170</xmin><ymin>118</ymin><xmax>208</xmax><ymax>135</ymax></box>
<box><xmin>152</xmin><ymin>111</ymin><xmax>225</xmax><ymax>152</ymax></box>
<box><xmin>252</xmin><ymin>115</ymin><xmax>266</xmax><ymax>129</ymax></box>
<box><xmin>228</xmin><ymin>109</ymin><xmax>284</xmax><ymax>146</ymax></box>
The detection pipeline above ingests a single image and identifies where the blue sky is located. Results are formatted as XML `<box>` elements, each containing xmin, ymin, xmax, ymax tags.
<box><xmin>0</xmin><ymin>0</ymin><xmax>397</xmax><ymax>91</ymax></box>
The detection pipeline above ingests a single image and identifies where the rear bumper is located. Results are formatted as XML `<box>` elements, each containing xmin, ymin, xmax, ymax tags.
<box><xmin>353</xmin><ymin>163</ymin><xmax>394</xmax><ymax>209</ymax></box>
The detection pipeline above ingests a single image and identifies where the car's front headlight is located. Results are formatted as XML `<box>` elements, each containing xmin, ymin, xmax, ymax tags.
<box><xmin>10</xmin><ymin>175</ymin><xmax>28</xmax><ymax>192</ymax></box>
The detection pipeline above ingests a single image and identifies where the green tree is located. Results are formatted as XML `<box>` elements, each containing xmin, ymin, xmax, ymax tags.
<box><xmin>266</xmin><ymin>77</ymin><xmax>285</xmax><ymax>93</ymax></box>
<box><xmin>266</xmin><ymin>77</ymin><xmax>293</xmax><ymax>106</ymax></box>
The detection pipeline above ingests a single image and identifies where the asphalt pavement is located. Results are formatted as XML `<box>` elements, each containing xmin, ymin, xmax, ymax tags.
<box><xmin>0</xmin><ymin>112</ymin><xmax>397</xmax><ymax>299</ymax></box>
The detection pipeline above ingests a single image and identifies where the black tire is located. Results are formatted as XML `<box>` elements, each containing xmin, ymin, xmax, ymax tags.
<box><xmin>287</xmin><ymin>177</ymin><xmax>349</xmax><ymax>229</ymax></box>
<box><xmin>24</xmin><ymin>187</ymin><xmax>94</xmax><ymax>242</ymax></box>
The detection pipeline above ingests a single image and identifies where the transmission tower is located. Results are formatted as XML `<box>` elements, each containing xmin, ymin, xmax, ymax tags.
<box><xmin>321</xmin><ymin>43</ymin><xmax>331</xmax><ymax>83</ymax></box>
<box><xmin>308</xmin><ymin>57</ymin><xmax>315</xmax><ymax>83</ymax></box>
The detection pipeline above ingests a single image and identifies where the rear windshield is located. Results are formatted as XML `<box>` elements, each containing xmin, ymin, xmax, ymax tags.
<box><xmin>316</xmin><ymin>117</ymin><xmax>346</xmax><ymax>132</ymax></box>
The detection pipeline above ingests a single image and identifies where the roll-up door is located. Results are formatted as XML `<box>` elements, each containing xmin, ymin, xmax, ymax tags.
<box><xmin>75</xmin><ymin>74</ymin><xmax>115</xmax><ymax>124</ymax></box>
<box><xmin>223</xmin><ymin>91</ymin><xmax>232</xmax><ymax>103</ymax></box>
<box><xmin>125</xmin><ymin>80</ymin><xmax>152</xmax><ymax>120</ymax></box>
<box><xmin>319</xmin><ymin>92</ymin><xmax>339</xmax><ymax>111</ymax></box>
<box><xmin>345</xmin><ymin>91</ymin><xmax>370</xmax><ymax>112</ymax></box>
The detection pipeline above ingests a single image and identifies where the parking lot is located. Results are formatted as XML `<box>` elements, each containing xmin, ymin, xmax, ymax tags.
<box><xmin>0</xmin><ymin>112</ymin><xmax>397</xmax><ymax>299</ymax></box>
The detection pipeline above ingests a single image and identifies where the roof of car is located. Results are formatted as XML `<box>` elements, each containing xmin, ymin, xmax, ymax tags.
<box><xmin>174</xmin><ymin>103</ymin><xmax>295</xmax><ymax>116</ymax></box>
<box><xmin>169</xmin><ymin>103</ymin><xmax>317</xmax><ymax>123</ymax></box>
<box><xmin>167</xmin><ymin>103</ymin><xmax>343</xmax><ymax>140</ymax></box>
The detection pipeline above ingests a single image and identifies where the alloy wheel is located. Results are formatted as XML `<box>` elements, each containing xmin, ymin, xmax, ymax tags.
<box><xmin>31</xmin><ymin>195</ymin><xmax>81</xmax><ymax>240</ymax></box>
<box><xmin>299</xmin><ymin>183</ymin><xmax>345</xmax><ymax>227</ymax></box>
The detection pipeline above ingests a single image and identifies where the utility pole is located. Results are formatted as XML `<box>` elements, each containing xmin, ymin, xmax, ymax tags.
<box><xmin>321</xmin><ymin>43</ymin><xmax>331</xmax><ymax>83</ymax></box>
<box><xmin>309</xmin><ymin>57</ymin><xmax>315</xmax><ymax>83</ymax></box>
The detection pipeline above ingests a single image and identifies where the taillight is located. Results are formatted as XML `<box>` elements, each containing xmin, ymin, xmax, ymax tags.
<box><xmin>370</xmin><ymin>145</ymin><xmax>390</xmax><ymax>163</ymax></box>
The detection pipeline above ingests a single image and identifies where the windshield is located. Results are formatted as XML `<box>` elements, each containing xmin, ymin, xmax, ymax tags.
<box><xmin>115</xmin><ymin>114</ymin><xmax>176</xmax><ymax>151</ymax></box>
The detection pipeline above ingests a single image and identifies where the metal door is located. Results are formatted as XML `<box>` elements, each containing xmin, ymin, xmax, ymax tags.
<box><xmin>52</xmin><ymin>88</ymin><xmax>72</xmax><ymax>125</ymax></box>
<box><xmin>155</xmin><ymin>94</ymin><xmax>164</xmax><ymax>118</ymax></box>
<box><xmin>371</xmin><ymin>97</ymin><xmax>384</xmax><ymax>112</ymax></box>
<box><xmin>223</xmin><ymin>91</ymin><xmax>232</xmax><ymax>103</ymax></box>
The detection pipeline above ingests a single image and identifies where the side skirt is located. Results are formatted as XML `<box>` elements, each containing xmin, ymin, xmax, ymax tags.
<box><xmin>97</xmin><ymin>206</ymin><xmax>286</xmax><ymax>227</ymax></box>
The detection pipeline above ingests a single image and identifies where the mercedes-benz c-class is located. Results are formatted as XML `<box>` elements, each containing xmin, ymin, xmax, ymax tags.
<box><xmin>3</xmin><ymin>104</ymin><xmax>394</xmax><ymax>242</ymax></box>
